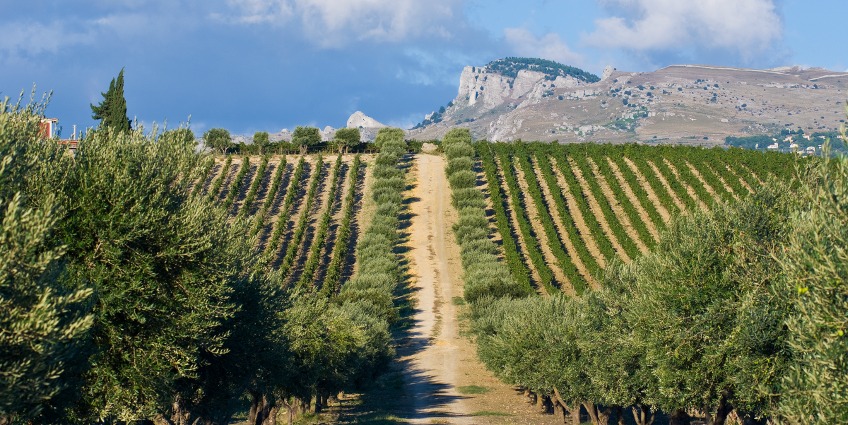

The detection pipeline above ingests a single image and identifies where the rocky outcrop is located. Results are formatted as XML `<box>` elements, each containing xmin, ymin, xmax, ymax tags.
<box><xmin>409</xmin><ymin>60</ymin><xmax>848</xmax><ymax>144</ymax></box>
<box><xmin>347</xmin><ymin>111</ymin><xmax>386</xmax><ymax>129</ymax></box>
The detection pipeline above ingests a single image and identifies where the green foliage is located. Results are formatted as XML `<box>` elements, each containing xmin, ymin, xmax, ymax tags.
<box><xmin>292</xmin><ymin>126</ymin><xmax>321</xmax><ymax>154</ymax></box>
<box><xmin>443</xmin><ymin>129</ymin><xmax>533</xmax><ymax>306</ymax></box>
<box><xmin>207</xmin><ymin>154</ymin><xmax>232</xmax><ymax>202</ymax></box>
<box><xmin>58</xmin><ymin>125</ymin><xmax>256</xmax><ymax>421</ymax></box>
<box><xmin>322</xmin><ymin>155</ymin><xmax>363</xmax><ymax>295</ymax></box>
<box><xmin>223</xmin><ymin>156</ymin><xmax>251</xmax><ymax>212</ymax></box>
<box><xmin>485</xmin><ymin>57</ymin><xmax>600</xmax><ymax>83</ymax></box>
<box><xmin>90</xmin><ymin>68</ymin><xmax>131</xmax><ymax>133</ymax></box>
<box><xmin>161</xmin><ymin>127</ymin><xmax>195</xmax><ymax>145</ymax></box>
<box><xmin>0</xmin><ymin>98</ymin><xmax>92</xmax><ymax>423</ymax></box>
<box><xmin>237</xmin><ymin>155</ymin><xmax>269</xmax><ymax>219</ymax></box>
<box><xmin>203</xmin><ymin>128</ymin><xmax>232</xmax><ymax>155</ymax></box>
<box><xmin>252</xmin><ymin>131</ymin><xmax>270</xmax><ymax>154</ymax></box>
<box><xmin>776</xmin><ymin>138</ymin><xmax>848</xmax><ymax>424</ymax></box>
<box><xmin>624</xmin><ymin>188</ymin><xmax>793</xmax><ymax>419</ymax></box>
<box><xmin>334</xmin><ymin>127</ymin><xmax>361</xmax><ymax>152</ymax></box>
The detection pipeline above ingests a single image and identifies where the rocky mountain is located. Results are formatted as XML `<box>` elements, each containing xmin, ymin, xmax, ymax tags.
<box><xmin>408</xmin><ymin>57</ymin><xmax>848</xmax><ymax>145</ymax></box>
<box><xmin>347</xmin><ymin>110</ymin><xmax>386</xmax><ymax>129</ymax></box>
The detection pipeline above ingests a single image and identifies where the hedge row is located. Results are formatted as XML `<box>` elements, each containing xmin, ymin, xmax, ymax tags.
<box><xmin>443</xmin><ymin>129</ymin><xmax>533</xmax><ymax>306</ymax></box>
<box><xmin>338</xmin><ymin>127</ymin><xmax>408</xmax><ymax>322</ymax></box>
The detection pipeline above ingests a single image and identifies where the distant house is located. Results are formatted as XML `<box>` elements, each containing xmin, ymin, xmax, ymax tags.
<box><xmin>39</xmin><ymin>118</ymin><xmax>58</xmax><ymax>139</ymax></box>
<box><xmin>40</xmin><ymin>117</ymin><xmax>79</xmax><ymax>150</ymax></box>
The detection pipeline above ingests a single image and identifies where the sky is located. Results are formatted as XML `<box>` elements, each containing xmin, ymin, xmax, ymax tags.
<box><xmin>1</xmin><ymin>0</ymin><xmax>846</xmax><ymax>136</ymax></box>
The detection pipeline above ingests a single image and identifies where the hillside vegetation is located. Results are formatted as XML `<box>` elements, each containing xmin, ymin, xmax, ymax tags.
<box><xmin>485</xmin><ymin>57</ymin><xmax>601</xmax><ymax>83</ymax></box>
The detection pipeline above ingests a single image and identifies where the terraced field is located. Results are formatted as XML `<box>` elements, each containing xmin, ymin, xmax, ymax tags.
<box><xmin>476</xmin><ymin>142</ymin><xmax>796</xmax><ymax>295</ymax></box>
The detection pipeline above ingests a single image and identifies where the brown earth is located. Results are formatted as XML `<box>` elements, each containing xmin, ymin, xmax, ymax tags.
<box><xmin>338</xmin><ymin>153</ymin><xmax>562</xmax><ymax>424</ymax></box>
<box><xmin>662</xmin><ymin>159</ymin><xmax>707</xmax><ymax>210</ymax></box>
<box><xmin>684</xmin><ymin>161</ymin><xmax>720</xmax><ymax>202</ymax></box>
<box><xmin>568</xmin><ymin>156</ymin><xmax>632</xmax><ymax>263</ymax></box>
<box><xmin>550</xmin><ymin>156</ymin><xmax>608</xmax><ymax>269</ymax></box>
<box><xmin>646</xmin><ymin>159</ymin><xmax>687</xmax><ymax>213</ymax></box>
<box><xmin>493</xmin><ymin>154</ymin><xmax>544</xmax><ymax>291</ymax></box>
<box><xmin>511</xmin><ymin>156</ymin><xmax>572</xmax><ymax>294</ymax></box>
<box><xmin>531</xmin><ymin>155</ymin><xmax>599</xmax><ymax>289</ymax></box>
<box><xmin>622</xmin><ymin>157</ymin><xmax>672</xmax><ymax>223</ymax></box>
<box><xmin>605</xmin><ymin>157</ymin><xmax>660</xmax><ymax>242</ymax></box>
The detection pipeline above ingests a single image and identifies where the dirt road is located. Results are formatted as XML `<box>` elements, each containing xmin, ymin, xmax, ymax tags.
<box><xmin>391</xmin><ymin>154</ymin><xmax>561</xmax><ymax>425</ymax></box>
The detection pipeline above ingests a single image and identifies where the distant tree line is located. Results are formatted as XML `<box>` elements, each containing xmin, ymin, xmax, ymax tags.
<box><xmin>486</xmin><ymin>57</ymin><xmax>601</xmax><ymax>83</ymax></box>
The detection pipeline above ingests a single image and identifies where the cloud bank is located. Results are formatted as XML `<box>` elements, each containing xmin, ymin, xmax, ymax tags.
<box><xmin>224</xmin><ymin>0</ymin><xmax>467</xmax><ymax>47</ymax></box>
<box><xmin>585</xmin><ymin>0</ymin><xmax>783</xmax><ymax>64</ymax></box>
<box><xmin>504</xmin><ymin>28</ymin><xmax>584</xmax><ymax>66</ymax></box>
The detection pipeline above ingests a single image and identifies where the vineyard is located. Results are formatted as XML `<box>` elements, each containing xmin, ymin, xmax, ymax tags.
<box><xmin>194</xmin><ymin>153</ymin><xmax>366</xmax><ymax>291</ymax></box>
<box><xmin>475</xmin><ymin>141</ymin><xmax>796</xmax><ymax>295</ymax></box>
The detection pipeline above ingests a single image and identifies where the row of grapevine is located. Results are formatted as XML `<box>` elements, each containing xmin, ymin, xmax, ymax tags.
<box><xmin>263</xmin><ymin>156</ymin><xmax>315</xmax><ymax>258</ymax></box>
<box><xmin>476</xmin><ymin>142</ymin><xmax>535</xmax><ymax>291</ymax></box>
<box><xmin>491</xmin><ymin>143</ymin><xmax>558</xmax><ymax>293</ymax></box>
<box><xmin>513</xmin><ymin>143</ymin><xmax>586</xmax><ymax>294</ymax></box>
<box><xmin>476</xmin><ymin>142</ymin><xmax>799</xmax><ymax>296</ymax></box>
<box><xmin>320</xmin><ymin>155</ymin><xmax>363</xmax><ymax>295</ymax></box>
<box><xmin>295</xmin><ymin>155</ymin><xmax>345</xmax><ymax>288</ymax></box>
<box><xmin>236</xmin><ymin>154</ymin><xmax>269</xmax><ymax>219</ymax></box>
<box><xmin>443</xmin><ymin>128</ymin><xmax>533</xmax><ymax>305</ymax></box>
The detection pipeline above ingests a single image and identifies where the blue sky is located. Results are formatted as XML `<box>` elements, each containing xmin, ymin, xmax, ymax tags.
<box><xmin>1</xmin><ymin>0</ymin><xmax>845</xmax><ymax>136</ymax></box>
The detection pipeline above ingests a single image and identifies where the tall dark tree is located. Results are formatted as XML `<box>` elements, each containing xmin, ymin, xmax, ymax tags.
<box><xmin>90</xmin><ymin>68</ymin><xmax>131</xmax><ymax>133</ymax></box>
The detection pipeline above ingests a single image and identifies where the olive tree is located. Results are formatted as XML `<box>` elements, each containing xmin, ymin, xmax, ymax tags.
<box><xmin>0</xmin><ymin>98</ymin><xmax>93</xmax><ymax>424</ymax></box>
<box><xmin>333</xmin><ymin>127</ymin><xmax>360</xmax><ymax>153</ymax></box>
<box><xmin>626</xmin><ymin>187</ymin><xmax>793</xmax><ymax>424</ymax></box>
<box><xmin>292</xmin><ymin>126</ymin><xmax>320</xmax><ymax>154</ymax></box>
<box><xmin>203</xmin><ymin>127</ymin><xmax>231</xmax><ymax>155</ymax></box>
<box><xmin>776</xmin><ymin>131</ymin><xmax>848</xmax><ymax>424</ymax></box>
<box><xmin>253</xmin><ymin>131</ymin><xmax>270</xmax><ymax>154</ymax></box>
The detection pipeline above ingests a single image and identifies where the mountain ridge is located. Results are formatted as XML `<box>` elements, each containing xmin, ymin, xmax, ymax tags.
<box><xmin>408</xmin><ymin>59</ymin><xmax>848</xmax><ymax>145</ymax></box>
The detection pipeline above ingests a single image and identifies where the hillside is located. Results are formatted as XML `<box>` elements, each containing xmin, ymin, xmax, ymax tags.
<box><xmin>409</xmin><ymin>60</ymin><xmax>848</xmax><ymax>146</ymax></box>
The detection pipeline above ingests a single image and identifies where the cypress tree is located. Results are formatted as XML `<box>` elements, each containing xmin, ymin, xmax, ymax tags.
<box><xmin>90</xmin><ymin>68</ymin><xmax>131</xmax><ymax>133</ymax></box>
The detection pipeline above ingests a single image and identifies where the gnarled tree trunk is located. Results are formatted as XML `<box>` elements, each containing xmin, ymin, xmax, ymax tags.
<box><xmin>631</xmin><ymin>403</ymin><xmax>655</xmax><ymax>425</ymax></box>
<box><xmin>669</xmin><ymin>409</ymin><xmax>691</xmax><ymax>425</ymax></box>
<box><xmin>583</xmin><ymin>402</ymin><xmax>612</xmax><ymax>425</ymax></box>
<box><xmin>709</xmin><ymin>394</ymin><xmax>732</xmax><ymax>425</ymax></box>
<box><xmin>552</xmin><ymin>387</ymin><xmax>581</xmax><ymax>425</ymax></box>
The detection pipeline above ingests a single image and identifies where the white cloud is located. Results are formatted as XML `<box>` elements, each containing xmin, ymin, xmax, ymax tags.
<box><xmin>504</xmin><ymin>28</ymin><xmax>583</xmax><ymax>65</ymax></box>
<box><xmin>0</xmin><ymin>21</ymin><xmax>94</xmax><ymax>60</ymax></box>
<box><xmin>222</xmin><ymin>0</ymin><xmax>464</xmax><ymax>47</ymax></box>
<box><xmin>584</xmin><ymin>0</ymin><xmax>782</xmax><ymax>61</ymax></box>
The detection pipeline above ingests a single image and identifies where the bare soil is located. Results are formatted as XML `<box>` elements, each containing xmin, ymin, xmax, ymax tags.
<box><xmin>567</xmin><ymin>156</ymin><xmax>632</xmax><ymax>263</ymax></box>
<box><xmin>531</xmin><ymin>156</ymin><xmax>598</xmax><ymax>289</ymax></box>
<box><xmin>493</xmin><ymin>155</ymin><xmax>544</xmax><ymax>291</ymax></box>
<box><xmin>549</xmin><ymin>156</ymin><xmax>608</xmax><ymax>269</ymax></box>
<box><xmin>338</xmin><ymin>154</ymin><xmax>563</xmax><ymax>424</ymax></box>
<box><xmin>684</xmin><ymin>161</ymin><xmax>720</xmax><ymax>201</ymax></box>
<box><xmin>511</xmin><ymin>156</ymin><xmax>572</xmax><ymax>294</ymax></box>
<box><xmin>646</xmin><ymin>159</ymin><xmax>687</xmax><ymax>213</ymax></box>
<box><xmin>622</xmin><ymin>157</ymin><xmax>671</xmax><ymax>223</ymax></box>
<box><xmin>662</xmin><ymin>159</ymin><xmax>707</xmax><ymax>210</ymax></box>
<box><xmin>605</xmin><ymin>157</ymin><xmax>660</xmax><ymax>242</ymax></box>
